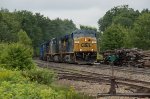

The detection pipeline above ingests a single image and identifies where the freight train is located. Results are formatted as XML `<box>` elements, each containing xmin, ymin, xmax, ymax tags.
<box><xmin>40</xmin><ymin>30</ymin><xmax>97</xmax><ymax>64</ymax></box>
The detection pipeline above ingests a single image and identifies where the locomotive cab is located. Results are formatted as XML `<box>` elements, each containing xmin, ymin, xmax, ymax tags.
<box><xmin>73</xmin><ymin>30</ymin><xmax>97</xmax><ymax>64</ymax></box>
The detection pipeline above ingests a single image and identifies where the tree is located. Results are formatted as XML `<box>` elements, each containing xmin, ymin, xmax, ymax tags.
<box><xmin>0</xmin><ymin>21</ymin><xmax>10</xmax><ymax>42</ymax></box>
<box><xmin>101</xmin><ymin>24</ymin><xmax>127</xmax><ymax>51</ymax></box>
<box><xmin>18</xmin><ymin>29</ymin><xmax>32</xmax><ymax>46</ymax></box>
<box><xmin>80</xmin><ymin>25</ymin><xmax>97</xmax><ymax>32</ymax></box>
<box><xmin>98</xmin><ymin>5</ymin><xmax>139</xmax><ymax>32</ymax></box>
<box><xmin>0</xmin><ymin>9</ymin><xmax>77</xmax><ymax>56</ymax></box>
<box><xmin>0</xmin><ymin>10</ymin><xmax>20</xmax><ymax>42</ymax></box>
<box><xmin>0</xmin><ymin>43</ymin><xmax>35</xmax><ymax>70</ymax></box>
<box><xmin>132</xmin><ymin>13</ymin><xmax>150</xmax><ymax>50</ymax></box>
<box><xmin>141</xmin><ymin>9</ymin><xmax>150</xmax><ymax>14</ymax></box>
<box><xmin>18</xmin><ymin>29</ymin><xmax>33</xmax><ymax>56</ymax></box>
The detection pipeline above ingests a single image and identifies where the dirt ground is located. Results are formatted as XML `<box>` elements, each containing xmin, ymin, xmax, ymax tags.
<box><xmin>55</xmin><ymin>79</ymin><xmax>150</xmax><ymax>99</ymax></box>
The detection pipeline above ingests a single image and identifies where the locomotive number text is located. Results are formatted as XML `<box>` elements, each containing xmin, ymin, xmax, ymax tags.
<box><xmin>81</xmin><ymin>43</ymin><xmax>91</xmax><ymax>47</ymax></box>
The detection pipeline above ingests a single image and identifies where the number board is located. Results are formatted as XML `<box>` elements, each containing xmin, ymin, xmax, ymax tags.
<box><xmin>81</xmin><ymin>43</ymin><xmax>91</xmax><ymax>47</ymax></box>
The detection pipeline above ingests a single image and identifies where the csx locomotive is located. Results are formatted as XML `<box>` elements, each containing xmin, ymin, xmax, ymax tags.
<box><xmin>40</xmin><ymin>30</ymin><xmax>97</xmax><ymax>64</ymax></box>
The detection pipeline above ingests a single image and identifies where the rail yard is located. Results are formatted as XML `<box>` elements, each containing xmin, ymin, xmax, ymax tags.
<box><xmin>35</xmin><ymin>59</ymin><xmax>150</xmax><ymax>98</ymax></box>
<box><xmin>38</xmin><ymin>29</ymin><xmax>150</xmax><ymax>98</ymax></box>
<box><xmin>1</xmin><ymin>2</ymin><xmax>150</xmax><ymax>99</ymax></box>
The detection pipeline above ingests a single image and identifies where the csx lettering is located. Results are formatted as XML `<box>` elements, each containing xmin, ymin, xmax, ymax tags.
<box><xmin>81</xmin><ymin>43</ymin><xmax>91</xmax><ymax>47</ymax></box>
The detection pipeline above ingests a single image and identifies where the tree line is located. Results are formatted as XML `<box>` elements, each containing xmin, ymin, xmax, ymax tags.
<box><xmin>98</xmin><ymin>5</ymin><xmax>150</xmax><ymax>51</ymax></box>
<box><xmin>0</xmin><ymin>9</ymin><xmax>76</xmax><ymax>55</ymax></box>
<box><xmin>0</xmin><ymin>5</ymin><xmax>150</xmax><ymax>56</ymax></box>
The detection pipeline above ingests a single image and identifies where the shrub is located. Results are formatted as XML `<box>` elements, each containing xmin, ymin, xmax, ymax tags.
<box><xmin>0</xmin><ymin>68</ymin><xmax>28</xmax><ymax>84</ymax></box>
<box><xmin>0</xmin><ymin>67</ymin><xmax>93</xmax><ymax>99</ymax></box>
<box><xmin>0</xmin><ymin>68</ymin><xmax>56</xmax><ymax>98</ymax></box>
<box><xmin>0</xmin><ymin>70</ymin><xmax>17</xmax><ymax>83</ymax></box>
<box><xmin>0</xmin><ymin>43</ymin><xmax>7</xmax><ymax>57</ymax></box>
<box><xmin>0</xmin><ymin>81</ymin><xmax>57</xmax><ymax>99</ymax></box>
<box><xmin>0</xmin><ymin>43</ymin><xmax>35</xmax><ymax>70</ymax></box>
<box><xmin>22</xmin><ymin>68</ymin><xmax>55</xmax><ymax>85</ymax></box>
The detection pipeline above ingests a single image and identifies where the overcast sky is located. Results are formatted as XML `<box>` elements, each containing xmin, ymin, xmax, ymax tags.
<box><xmin>0</xmin><ymin>0</ymin><xmax>150</xmax><ymax>28</ymax></box>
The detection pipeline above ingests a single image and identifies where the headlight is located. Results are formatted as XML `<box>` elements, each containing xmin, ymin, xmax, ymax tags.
<box><xmin>75</xmin><ymin>41</ymin><xmax>79</xmax><ymax>43</ymax></box>
<box><xmin>92</xmin><ymin>41</ymin><xmax>97</xmax><ymax>43</ymax></box>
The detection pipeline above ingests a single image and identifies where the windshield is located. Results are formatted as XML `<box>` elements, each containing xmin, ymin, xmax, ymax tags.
<box><xmin>73</xmin><ymin>30</ymin><xmax>96</xmax><ymax>38</ymax></box>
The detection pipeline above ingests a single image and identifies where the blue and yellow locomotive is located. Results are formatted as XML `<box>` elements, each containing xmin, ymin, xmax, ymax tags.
<box><xmin>40</xmin><ymin>30</ymin><xmax>97</xmax><ymax>64</ymax></box>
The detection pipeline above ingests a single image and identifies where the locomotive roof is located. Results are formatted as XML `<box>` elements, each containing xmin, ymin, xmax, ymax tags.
<box><xmin>40</xmin><ymin>30</ymin><xmax>96</xmax><ymax>45</ymax></box>
<box><xmin>72</xmin><ymin>30</ymin><xmax>96</xmax><ymax>34</ymax></box>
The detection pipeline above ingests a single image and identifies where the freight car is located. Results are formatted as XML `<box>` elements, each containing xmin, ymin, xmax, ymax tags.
<box><xmin>40</xmin><ymin>30</ymin><xmax>97</xmax><ymax>64</ymax></box>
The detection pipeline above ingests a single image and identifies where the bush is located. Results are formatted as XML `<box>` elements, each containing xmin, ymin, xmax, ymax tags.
<box><xmin>22</xmin><ymin>68</ymin><xmax>55</xmax><ymax>85</ymax></box>
<box><xmin>0</xmin><ymin>81</ymin><xmax>90</xmax><ymax>99</ymax></box>
<box><xmin>0</xmin><ymin>43</ymin><xmax>35</xmax><ymax>70</ymax></box>
<box><xmin>0</xmin><ymin>43</ymin><xmax>7</xmax><ymax>57</ymax></box>
<box><xmin>0</xmin><ymin>69</ymin><xmax>22</xmax><ymax>83</ymax></box>
<box><xmin>0</xmin><ymin>68</ymin><xmax>55</xmax><ymax>98</ymax></box>
<box><xmin>0</xmin><ymin>67</ymin><xmax>93</xmax><ymax>99</ymax></box>
<box><xmin>0</xmin><ymin>81</ymin><xmax>57</xmax><ymax>99</ymax></box>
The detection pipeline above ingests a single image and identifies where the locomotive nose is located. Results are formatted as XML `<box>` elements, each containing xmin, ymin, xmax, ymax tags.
<box><xmin>74</xmin><ymin>37</ymin><xmax>97</xmax><ymax>52</ymax></box>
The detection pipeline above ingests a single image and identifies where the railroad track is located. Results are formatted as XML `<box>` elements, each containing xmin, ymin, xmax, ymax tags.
<box><xmin>35</xmin><ymin>60</ymin><xmax>150</xmax><ymax>93</ymax></box>
<box><xmin>93</xmin><ymin>64</ymin><xmax>150</xmax><ymax>75</ymax></box>
<box><xmin>34</xmin><ymin>58</ymin><xmax>150</xmax><ymax>75</ymax></box>
<box><xmin>77</xmin><ymin>62</ymin><xmax>150</xmax><ymax>75</ymax></box>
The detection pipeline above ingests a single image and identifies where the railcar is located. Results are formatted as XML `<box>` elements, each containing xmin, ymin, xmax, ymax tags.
<box><xmin>40</xmin><ymin>30</ymin><xmax>97</xmax><ymax>64</ymax></box>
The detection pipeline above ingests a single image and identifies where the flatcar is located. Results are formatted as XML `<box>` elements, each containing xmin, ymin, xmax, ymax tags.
<box><xmin>40</xmin><ymin>30</ymin><xmax>97</xmax><ymax>64</ymax></box>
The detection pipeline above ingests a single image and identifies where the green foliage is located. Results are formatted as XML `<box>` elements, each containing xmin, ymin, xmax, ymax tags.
<box><xmin>0</xmin><ymin>43</ymin><xmax>35</xmax><ymax>70</ymax></box>
<box><xmin>80</xmin><ymin>25</ymin><xmax>97</xmax><ymax>32</ymax></box>
<box><xmin>0</xmin><ymin>78</ymin><xmax>56</xmax><ymax>99</ymax></box>
<box><xmin>18</xmin><ymin>29</ymin><xmax>32</xmax><ymax>47</ymax></box>
<box><xmin>0</xmin><ymin>68</ymin><xmax>51</xmax><ymax>98</ymax></box>
<box><xmin>0</xmin><ymin>81</ymin><xmax>90</xmax><ymax>99</ymax></box>
<box><xmin>17</xmin><ymin>29</ymin><xmax>34</xmax><ymax>55</ymax></box>
<box><xmin>101</xmin><ymin>24</ymin><xmax>127</xmax><ymax>51</ymax></box>
<box><xmin>0</xmin><ymin>10</ymin><xmax>20</xmax><ymax>42</ymax></box>
<box><xmin>98</xmin><ymin>5</ymin><xmax>139</xmax><ymax>32</ymax></box>
<box><xmin>0</xmin><ymin>67</ymin><xmax>91</xmax><ymax>99</ymax></box>
<box><xmin>0</xmin><ymin>9</ymin><xmax>77</xmax><ymax>56</ymax></box>
<box><xmin>0</xmin><ymin>69</ymin><xmax>26</xmax><ymax>83</ymax></box>
<box><xmin>0</xmin><ymin>21</ymin><xmax>10</xmax><ymax>42</ymax></box>
<box><xmin>132</xmin><ymin>13</ymin><xmax>150</xmax><ymax>50</ymax></box>
<box><xmin>98</xmin><ymin>5</ymin><xmax>150</xmax><ymax>50</ymax></box>
<box><xmin>0</xmin><ymin>43</ymin><xmax>7</xmax><ymax>56</ymax></box>
<box><xmin>22</xmin><ymin>68</ymin><xmax>55</xmax><ymax>85</ymax></box>
<box><xmin>141</xmin><ymin>9</ymin><xmax>150</xmax><ymax>14</ymax></box>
